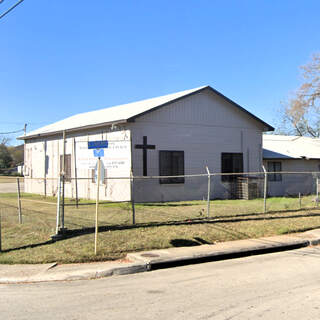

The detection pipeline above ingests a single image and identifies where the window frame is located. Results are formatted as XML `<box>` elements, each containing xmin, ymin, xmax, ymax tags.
<box><xmin>60</xmin><ymin>154</ymin><xmax>72</xmax><ymax>183</ymax></box>
<box><xmin>267</xmin><ymin>161</ymin><xmax>282</xmax><ymax>182</ymax></box>
<box><xmin>159</xmin><ymin>150</ymin><xmax>185</xmax><ymax>184</ymax></box>
<box><xmin>221</xmin><ymin>152</ymin><xmax>244</xmax><ymax>182</ymax></box>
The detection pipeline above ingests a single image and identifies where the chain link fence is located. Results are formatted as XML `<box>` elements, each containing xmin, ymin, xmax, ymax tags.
<box><xmin>1</xmin><ymin>171</ymin><xmax>320</xmax><ymax>253</ymax></box>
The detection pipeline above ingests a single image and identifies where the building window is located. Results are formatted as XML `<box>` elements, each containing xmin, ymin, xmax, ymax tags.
<box><xmin>60</xmin><ymin>154</ymin><xmax>71</xmax><ymax>182</ymax></box>
<box><xmin>159</xmin><ymin>151</ymin><xmax>184</xmax><ymax>184</ymax></box>
<box><xmin>221</xmin><ymin>153</ymin><xmax>243</xmax><ymax>182</ymax></box>
<box><xmin>267</xmin><ymin>161</ymin><xmax>282</xmax><ymax>181</ymax></box>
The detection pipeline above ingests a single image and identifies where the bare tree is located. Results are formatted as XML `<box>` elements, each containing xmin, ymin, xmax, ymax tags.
<box><xmin>0</xmin><ymin>136</ymin><xmax>10</xmax><ymax>145</ymax></box>
<box><xmin>280</xmin><ymin>53</ymin><xmax>320</xmax><ymax>137</ymax></box>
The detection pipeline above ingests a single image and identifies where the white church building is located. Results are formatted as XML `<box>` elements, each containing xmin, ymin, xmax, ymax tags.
<box><xmin>19</xmin><ymin>86</ymin><xmax>274</xmax><ymax>202</ymax></box>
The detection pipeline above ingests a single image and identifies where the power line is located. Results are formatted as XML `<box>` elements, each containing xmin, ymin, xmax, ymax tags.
<box><xmin>0</xmin><ymin>121</ymin><xmax>27</xmax><ymax>125</ymax></box>
<box><xmin>0</xmin><ymin>0</ymin><xmax>24</xmax><ymax>20</ymax></box>
<box><xmin>0</xmin><ymin>128</ymin><xmax>24</xmax><ymax>134</ymax></box>
<box><xmin>0</xmin><ymin>121</ymin><xmax>47</xmax><ymax>125</ymax></box>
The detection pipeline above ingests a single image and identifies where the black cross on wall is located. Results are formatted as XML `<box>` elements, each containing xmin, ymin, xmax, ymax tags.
<box><xmin>135</xmin><ymin>136</ymin><xmax>156</xmax><ymax>176</ymax></box>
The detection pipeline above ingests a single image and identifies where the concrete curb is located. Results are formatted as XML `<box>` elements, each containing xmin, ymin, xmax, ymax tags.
<box><xmin>127</xmin><ymin>235</ymin><xmax>311</xmax><ymax>268</ymax></box>
<box><xmin>0</xmin><ymin>262</ymin><xmax>148</xmax><ymax>284</ymax></box>
<box><xmin>1</xmin><ymin>229</ymin><xmax>320</xmax><ymax>284</ymax></box>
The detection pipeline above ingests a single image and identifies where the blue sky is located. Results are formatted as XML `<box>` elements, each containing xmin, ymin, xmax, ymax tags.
<box><xmin>1</xmin><ymin>0</ymin><xmax>320</xmax><ymax>144</ymax></box>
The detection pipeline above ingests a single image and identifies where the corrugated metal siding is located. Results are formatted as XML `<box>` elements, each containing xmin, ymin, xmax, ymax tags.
<box><xmin>136</xmin><ymin>91</ymin><xmax>265</xmax><ymax>130</ymax></box>
<box><xmin>130</xmin><ymin>91</ymin><xmax>264</xmax><ymax>201</ymax></box>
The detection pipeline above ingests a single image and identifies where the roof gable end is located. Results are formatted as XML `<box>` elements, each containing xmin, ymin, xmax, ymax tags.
<box><xmin>20</xmin><ymin>85</ymin><xmax>274</xmax><ymax>140</ymax></box>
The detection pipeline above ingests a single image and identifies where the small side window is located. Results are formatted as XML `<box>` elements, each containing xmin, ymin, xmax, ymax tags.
<box><xmin>60</xmin><ymin>154</ymin><xmax>71</xmax><ymax>182</ymax></box>
<box><xmin>267</xmin><ymin>161</ymin><xmax>282</xmax><ymax>182</ymax></box>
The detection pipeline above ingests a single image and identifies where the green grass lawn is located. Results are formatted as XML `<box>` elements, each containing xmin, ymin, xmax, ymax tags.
<box><xmin>0</xmin><ymin>193</ymin><xmax>320</xmax><ymax>264</ymax></box>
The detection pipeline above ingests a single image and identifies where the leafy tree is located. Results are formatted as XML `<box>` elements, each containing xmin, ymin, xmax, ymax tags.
<box><xmin>280</xmin><ymin>53</ymin><xmax>320</xmax><ymax>137</ymax></box>
<box><xmin>0</xmin><ymin>143</ymin><xmax>13</xmax><ymax>169</ymax></box>
<box><xmin>7</xmin><ymin>145</ymin><xmax>24</xmax><ymax>166</ymax></box>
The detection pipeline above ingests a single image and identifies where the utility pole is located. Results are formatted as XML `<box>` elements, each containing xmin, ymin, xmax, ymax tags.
<box><xmin>262</xmin><ymin>165</ymin><xmax>268</xmax><ymax>213</ymax></box>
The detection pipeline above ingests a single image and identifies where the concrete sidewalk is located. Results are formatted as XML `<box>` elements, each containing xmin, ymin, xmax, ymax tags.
<box><xmin>1</xmin><ymin>229</ymin><xmax>320</xmax><ymax>284</ymax></box>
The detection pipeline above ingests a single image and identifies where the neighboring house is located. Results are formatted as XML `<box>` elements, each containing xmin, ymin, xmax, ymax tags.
<box><xmin>18</xmin><ymin>85</ymin><xmax>273</xmax><ymax>202</ymax></box>
<box><xmin>263</xmin><ymin>134</ymin><xmax>320</xmax><ymax>197</ymax></box>
<box><xmin>17</xmin><ymin>164</ymin><xmax>24</xmax><ymax>175</ymax></box>
<box><xmin>14</xmin><ymin>144</ymin><xmax>24</xmax><ymax>175</ymax></box>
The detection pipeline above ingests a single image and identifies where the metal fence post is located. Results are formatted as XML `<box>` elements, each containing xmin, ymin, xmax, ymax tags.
<box><xmin>55</xmin><ymin>175</ymin><xmax>61</xmax><ymax>234</ymax></box>
<box><xmin>206</xmin><ymin>166</ymin><xmax>211</xmax><ymax>218</ymax></box>
<box><xmin>61</xmin><ymin>174</ymin><xmax>65</xmax><ymax>229</ymax></box>
<box><xmin>73</xmin><ymin>137</ymin><xmax>79</xmax><ymax>209</ymax></box>
<box><xmin>61</xmin><ymin>130</ymin><xmax>66</xmax><ymax>229</ymax></box>
<box><xmin>130</xmin><ymin>170</ymin><xmax>135</xmax><ymax>225</ymax></box>
<box><xmin>17</xmin><ymin>177</ymin><xmax>22</xmax><ymax>224</ymax></box>
<box><xmin>317</xmin><ymin>178</ymin><xmax>319</xmax><ymax>208</ymax></box>
<box><xmin>262</xmin><ymin>165</ymin><xmax>267</xmax><ymax>213</ymax></box>
<box><xmin>0</xmin><ymin>210</ymin><xmax>2</xmax><ymax>252</ymax></box>
<box><xmin>299</xmin><ymin>192</ymin><xmax>302</xmax><ymax>209</ymax></box>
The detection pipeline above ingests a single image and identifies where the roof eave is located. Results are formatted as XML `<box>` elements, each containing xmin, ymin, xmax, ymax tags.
<box><xmin>206</xmin><ymin>87</ymin><xmax>274</xmax><ymax>132</ymax></box>
<box><xmin>263</xmin><ymin>157</ymin><xmax>320</xmax><ymax>160</ymax></box>
<box><xmin>19</xmin><ymin>85</ymin><xmax>274</xmax><ymax>140</ymax></box>
<box><xmin>18</xmin><ymin>119</ymin><xmax>128</xmax><ymax>140</ymax></box>
<box><xmin>263</xmin><ymin>157</ymin><xmax>297</xmax><ymax>160</ymax></box>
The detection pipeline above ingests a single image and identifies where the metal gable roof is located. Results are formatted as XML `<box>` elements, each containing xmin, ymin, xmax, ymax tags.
<box><xmin>19</xmin><ymin>85</ymin><xmax>274</xmax><ymax>140</ymax></box>
<box><xmin>263</xmin><ymin>134</ymin><xmax>320</xmax><ymax>160</ymax></box>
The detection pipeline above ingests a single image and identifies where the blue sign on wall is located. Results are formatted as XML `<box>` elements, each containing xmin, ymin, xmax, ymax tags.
<box><xmin>88</xmin><ymin>140</ymin><xmax>108</xmax><ymax>149</ymax></box>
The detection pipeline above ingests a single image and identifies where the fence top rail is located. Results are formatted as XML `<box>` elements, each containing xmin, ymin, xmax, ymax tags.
<box><xmin>11</xmin><ymin>170</ymin><xmax>320</xmax><ymax>181</ymax></box>
<box><xmin>132</xmin><ymin>171</ymin><xmax>320</xmax><ymax>179</ymax></box>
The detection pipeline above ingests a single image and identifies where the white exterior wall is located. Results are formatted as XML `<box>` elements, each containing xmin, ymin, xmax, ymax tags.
<box><xmin>129</xmin><ymin>90</ymin><xmax>265</xmax><ymax>201</ymax></box>
<box><xmin>263</xmin><ymin>159</ymin><xmax>320</xmax><ymax>197</ymax></box>
<box><xmin>24</xmin><ymin>129</ymin><xmax>131</xmax><ymax>201</ymax></box>
<box><xmin>24</xmin><ymin>89</ymin><xmax>267</xmax><ymax>202</ymax></box>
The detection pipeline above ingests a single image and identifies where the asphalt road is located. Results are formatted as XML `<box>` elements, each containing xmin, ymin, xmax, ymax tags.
<box><xmin>0</xmin><ymin>183</ymin><xmax>24</xmax><ymax>193</ymax></box>
<box><xmin>2</xmin><ymin>247</ymin><xmax>320</xmax><ymax>320</ymax></box>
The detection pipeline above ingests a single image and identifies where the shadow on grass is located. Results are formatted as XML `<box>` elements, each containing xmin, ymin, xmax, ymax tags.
<box><xmin>137</xmin><ymin>203</ymin><xmax>200</xmax><ymax>207</ymax></box>
<box><xmin>1</xmin><ymin>239</ymin><xmax>54</xmax><ymax>253</ymax></box>
<box><xmin>213</xmin><ymin>207</ymin><xmax>316</xmax><ymax>220</ymax></box>
<box><xmin>50</xmin><ymin>210</ymin><xmax>320</xmax><ymax>241</ymax></box>
<box><xmin>63</xmin><ymin>202</ymin><xmax>199</xmax><ymax>208</ymax></box>
<box><xmin>169</xmin><ymin>237</ymin><xmax>212</xmax><ymax>247</ymax></box>
<box><xmin>170</xmin><ymin>239</ymin><xmax>202</xmax><ymax>247</ymax></box>
<box><xmin>3</xmin><ymin>209</ymin><xmax>320</xmax><ymax>254</ymax></box>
